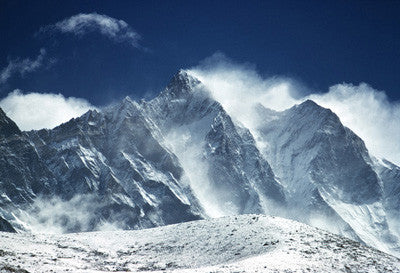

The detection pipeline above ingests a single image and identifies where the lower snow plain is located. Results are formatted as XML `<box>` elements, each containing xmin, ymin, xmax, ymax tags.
<box><xmin>1</xmin><ymin>215</ymin><xmax>399</xmax><ymax>272</ymax></box>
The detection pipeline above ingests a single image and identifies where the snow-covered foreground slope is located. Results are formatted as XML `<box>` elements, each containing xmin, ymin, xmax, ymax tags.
<box><xmin>0</xmin><ymin>215</ymin><xmax>399</xmax><ymax>273</ymax></box>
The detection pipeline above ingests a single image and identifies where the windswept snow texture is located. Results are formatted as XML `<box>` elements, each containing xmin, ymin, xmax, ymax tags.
<box><xmin>0</xmin><ymin>215</ymin><xmax>399</xmax><ymax>273</ymax></box>
<box><xmin>144</xmin><ymin>71</ymin><xmax>285</xmax><ymax>217</ymax></box>
<box><xmin>0</xmin><ymin>70</ymin><xmax>399</xmax><ymax>258</ymax></box>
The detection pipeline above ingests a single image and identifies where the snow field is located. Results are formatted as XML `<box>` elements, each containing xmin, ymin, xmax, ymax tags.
<box><xmin>1</xmin><ymin>215</ymin><xmax>399</xmax><ymax>272</ymax></box>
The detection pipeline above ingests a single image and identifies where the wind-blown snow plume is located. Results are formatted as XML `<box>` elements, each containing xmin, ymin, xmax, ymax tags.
<box><xmin>18</xmin><ymin>195</ymin><xmax>121</xmax><ymax>234</ymax></box>
<box><xmin>0</xmin><ymin>90</ymin><xmax>96</xmax><ymax>130</ymax></box>
<box><xmin>164</xmin><ymin>128</ymin><xmax>226</xmax><ymax>218</ymax></box>
<box><xmin>0</xmin><ymin>49</ymin><xmax>48</xmax><ymax>85</ymax></box>
<box><xmin>41</xmin><ymin>13</ymin><xmax>141</xmax><ymax>47</ymax></box>
<box><xmin>187</xmin><ymin>53</ymin><xmax>300</xmax><ymax>130</ymax></box>
<box><xmin>188</xmin><ymin>53</ymin><xmax>400</xmax><ymax>165</ymax></box>
<box><xmin>308</xmin><ymin>83</ymin><xmax>400</xmax><ymax>166</ymax></box>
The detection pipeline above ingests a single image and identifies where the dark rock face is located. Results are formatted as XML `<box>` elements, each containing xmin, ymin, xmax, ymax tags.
<box><xmin>203</xmin><ymin>110</ymin><xmax>285</xmax><ymax>214</ymax></box>
<box><xmin>0</xmin><ymin>131</ymin><xmax>56</xmax><ymax>211</ymax></box>
<box><xmin>0</xmin><ymin>216</ymin><xmax>16</xmax><ymax>232</ymax></box>
<box><xmin>23</xmin><ymin>100</ymin><xmax>202</xmax><ymax>232</ymax></box>
<box><xmin>0</xmin><ymin>108</ymin><xmax>21</xmax><ymax>139</ymax></box>
<box><xmin>0</xmin><ymin>76</ymin><xmax>204</xmax><ymax>232</ymax></box>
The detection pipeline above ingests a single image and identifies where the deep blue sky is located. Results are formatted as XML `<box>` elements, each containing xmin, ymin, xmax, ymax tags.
<box><xmin>0</xmin><ymin>0</ymin><xmax>399</xmax><ymax>105</ymax></box>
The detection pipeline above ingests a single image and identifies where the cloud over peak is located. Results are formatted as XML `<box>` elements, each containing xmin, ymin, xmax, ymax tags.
<box><xmin>41</xmin><ymin>13</ymin><xmax>141</xmax><ymax>47</ymax></box>
<box><xmin>0</xmin><ymin>90</ymin><xmax>96</xmax><ymax>131</ymax></box>
<box><xmin>188</xmin><ymin>53</ymin><xmax>400</xmax><ymax>165</ymax></box>
<box><xmin>308</xmin><ymin>83</ymin><xmax>400</xmax><ymax>165</ymax></box>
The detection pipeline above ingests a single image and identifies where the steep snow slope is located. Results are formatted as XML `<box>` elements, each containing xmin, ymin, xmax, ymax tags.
<box><xmin>253</xmin><ymin>100</ymin><xmax>400</xmax><ymax>255</ymax></box>
<box><xmin>0</xmin><ymin>112</ymin><xmax>58</xmax><ymax>232</ymax></box>
<box><xmin>144</xmin><ymin>71</ymin><xmax>285</xmax><ymax>216</ymax></box>
<box><xmin>373</xmin><ymin>158</ymin><xmax>400</xmax><ymax>238</ymax></box>
<box><xmin>0</xmin><ymin>215</ymin><xmax>399</xmax><ymax>273</ymax></box>
<box><xmin>22</xmin><ymin>97</ymin><xmax>201</xmax><ymax>232</ymax></box>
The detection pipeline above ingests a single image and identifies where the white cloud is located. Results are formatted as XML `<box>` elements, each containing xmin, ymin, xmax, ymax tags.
<box><xmin>308</xmin><ymin>83</ymin><xmax>400</xmax><ymax>166</ymax></box>
<box><xmin>0</xmin><ymin>49</ymin><xmax>47</xmax><ymax>84</ymax></box>
<box><xmin>42</xmin><ymin>13</ymin><xmax>141</xmax><ymax>47</ymax></box>
<box><xmin>188</xmin><ymin>53</ymin><xmax>400</xmax><ymax>165</ymax></box>
<box><xmin>0</xmin><ymin>90</ymin><xmax>96</xmax><ymax>131</ymax></box>
<box><xmin>188</xmin><ymin>53</ymin><xmax>300</xmax><ymax>129</ymax></box>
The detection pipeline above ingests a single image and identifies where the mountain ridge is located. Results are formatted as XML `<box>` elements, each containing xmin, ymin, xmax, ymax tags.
<box><xmin>0</xmin><ymin>70</ymin><xmax>399</xmax><ymax>257</ymax></box>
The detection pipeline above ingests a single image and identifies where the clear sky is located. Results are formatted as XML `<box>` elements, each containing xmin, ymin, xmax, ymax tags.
<box><xmin>0</xmin><ymin>0</ymin><xmax>399</xmax><ymax>105</ymax></box>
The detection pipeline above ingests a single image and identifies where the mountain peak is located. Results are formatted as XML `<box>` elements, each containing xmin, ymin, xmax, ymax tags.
<box><xmin>162</xmin><ymin>69</ymin><xmax>201</xmax><ymax>98</ymax></box>
<box><xmin>0</xmin><ymin>108</ymin><xmax>21</xmax><ymax>138</ymax></box>
<box><xmin>122</xmin><ymin>96</ymin><xmax>133</xmax><ymax>103</ymax></box>
<box><xmin>292</xmin><ymin>99</ymin><xmax>335</xmax><ymax>117</ymax></box>
<box><xmin>298</xmin><ymin>99</ymin><xmax>320</xmax><ymax>109</ymax></box>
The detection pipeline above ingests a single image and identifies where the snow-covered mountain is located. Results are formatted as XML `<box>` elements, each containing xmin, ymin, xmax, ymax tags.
<box><xmin>252</xmin><ymin>100</ymin><xmax>400</xmax><ymax>254</ymax></box>
<box><xmin>144</xmin><ymin>71</ymin><xmax>285</xmax><ymax>216</ymax></box>
<box><xmin>0</xmin><ymin>70</ymin><xmax>399</xmax><ymax>258</ymax></box>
